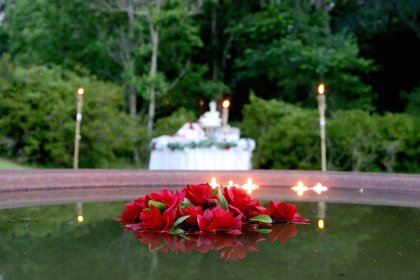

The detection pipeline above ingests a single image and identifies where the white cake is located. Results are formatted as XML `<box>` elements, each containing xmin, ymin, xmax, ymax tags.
<box><xmin>198</xmin><ymin>101</ymin><xmax>222</xmax><ymax>128</ymax></box>
<box><xmin>175</xmin><ymin>122</ymin><xmax>206</xmax><ymax>140</ymax></box>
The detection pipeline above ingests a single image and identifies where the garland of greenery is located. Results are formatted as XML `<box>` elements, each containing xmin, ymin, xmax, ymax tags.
<box><xmin>152</xmin><ymin>139</ymin><xmax>238</xmax><ymax>151</ymax></box>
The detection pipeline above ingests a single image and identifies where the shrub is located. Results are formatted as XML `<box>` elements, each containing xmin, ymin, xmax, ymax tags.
<box><xmin>0</xmin><ymin>59</ymin><xmax>145</xmax><ymax>167</ymax></box>
<box><xmin>243</xmin><ymin>95</ymin><xmax>419</xmax><ymax>173</ymax></box>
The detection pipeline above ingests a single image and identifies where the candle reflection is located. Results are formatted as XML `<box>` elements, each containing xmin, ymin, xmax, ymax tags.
<box><xmin>317</xmin><ymin>201</ymin><xmax>326</xmax><ymax>230</ymax></box>
<box><xmin>76</xmin><ymin>202</ymin><xmax>84</xmax><ymax>224</ymax></box>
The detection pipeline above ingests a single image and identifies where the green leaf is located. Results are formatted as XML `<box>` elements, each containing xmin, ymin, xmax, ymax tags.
<box><xmin>169</xmin><ymin>228</ymin><xmax>184</xmax><ymax>235</ymax></box>
<box><xmin>249</xmin><ymin>214</ymin><xmax>272</xmax><ymax>224</ymax></box>
<box><xmin>253</xmin><ymin>228</ymin><xmax>272</xmax><ymax>234</ymax></box>
<box><xmin>217</xmin><ymin>187</ymin><xmax>229</xmax><ymax>210</ymax></box>
<box><xmin>173</xmin><ymin>215</ymin><xmax>190</xmax><ymax>229</ymax></box>
<box><xmin>148</xmin><ymin>200</ymin><xmax>167</xmax><ymax>210</ymax></box>
<box><xmin>180</xmin><ymin>198</ymin><xmax>193</xmax><ymax>209</ymax></box>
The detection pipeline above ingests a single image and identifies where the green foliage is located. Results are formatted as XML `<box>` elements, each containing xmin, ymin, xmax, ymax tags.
<box><xmin>242</xmin><ymin>93</ymin><xmax>297</xmax><ymax>140</ymax></box>
<box><xmin>3</xmin><ymin>0</ymin><xmax>119</xmax><ymax>80</ymax></box>
<box><xmin>327</xmin><ymin>110</ymin><xmax>380</xmax><ymax>171</ymax></box>
<box><xmin>402</xmin><ymin>86</ymin><xmax>420</xmax><ymax>116</ymax></box>
<box><xmin>243</xmin><ymin>95</ymin><xmax>420</xmax><ymax>172</ymax></box>
<box><xmin>257</xmin><ymin>108</ymin><xmax>320</xmax><ymax>169</ymax></box>
<box><xmin>153</xmin><ymin>108</ymin><xmax>196</xmax><ymax>137</ymax></box>
<box><xmin>233</xmin><ymin>2</ymin><xmax>375</xmax><ymax>110</ymax></box>
<box><xmin>0</xmin><ymin>59</ymin><xmax>145</xmax><ymax>167</ymax></box>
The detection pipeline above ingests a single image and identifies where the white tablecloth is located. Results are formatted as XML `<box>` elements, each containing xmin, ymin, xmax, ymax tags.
<box><xmin>149</xmin><ymin>147</ymin><xmax>253</xmax><ymax>170</ymax></box>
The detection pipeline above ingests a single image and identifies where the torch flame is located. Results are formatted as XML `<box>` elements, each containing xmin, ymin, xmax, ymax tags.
<box><xmin>222</xmin><ymin>100</ymin><xmax>230</xmax><ymax>109</ymax></box>
<box><xmin>317</xmin><ymin>83</ymin><xmax>325</xmax><ymax>95</ymax></box>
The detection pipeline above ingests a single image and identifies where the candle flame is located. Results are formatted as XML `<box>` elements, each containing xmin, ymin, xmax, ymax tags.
<box><xmin>222</xmin><ymin>100</ymin><xmax>230</xmax><ymax>109</ymax></box>
<box><xmin>317</xmin><ymin>83</ymin><xmax>325</xmax><ymax>95</ymax></box>
<box><xmin>242</xmin><ymin>177</ymin><xmax>259</xmax><ymax>194</ymax></box>
<box><xmin>209</xmin><ymin>177</ymin><xmax>219</xmax><ymax>189</ymax></box>
<box><xmin>313</xmin><ymin>183</ymin><xmax>328</xmax><ymax>194</ymax></box>
<box><xmin>77</xmin><ymin>88</ymin><xmax>84</xmax><ymax>95</ymax></box>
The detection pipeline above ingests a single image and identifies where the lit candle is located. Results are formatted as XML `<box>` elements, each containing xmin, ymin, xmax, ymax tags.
<box><xmin>312</xmin><ymin>183</ymin><xmax>328</xmax><ymax>195</ymax></box>
<box><xmin>242</xmin><ymin>177</ymin><xmax>259</xmax><ymax>194</ymax></box>
<box><xmin>222</xmin><ymin>99</ymin><xmax>230</xmax><ymax>129</ymax></box>
<box><xmin>209</xmin><ymin>177</ymin><xmax>219</xmax><ymax>189</ymax></box>
<box><xmin>317</xmin><ymin>83</ymin><xmax>327</xmax><ymax>172</ymax></box>
<box><xmin>291</xmin><ymin>181</ymin><xmax>308</xmax><ymax>196</ymax></box>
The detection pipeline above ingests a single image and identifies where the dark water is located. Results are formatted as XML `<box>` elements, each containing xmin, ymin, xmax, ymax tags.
<box><xmin>0</xmin><ymin>201</ymin><xmax>419</xmax><ymax>280</ymax></box>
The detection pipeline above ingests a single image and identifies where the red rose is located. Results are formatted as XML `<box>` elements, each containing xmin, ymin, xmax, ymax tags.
<box><xmin>223</xmin><ymin>187</ymin><xmax>266</xmax><ymax>218</ymax></box>
<box><xmin>197</xmin><ymin>205</ymin><xmax>243</xmax><ymax>234</ymax></box>
<box><xmin>145</xmin><ymin>189</ymin><xmax>185</xmax><ymax>208</ymax></box>
<box><xmin>185</xmin><ymin>183</ymin><xmax>216</xmax><ymax>206</ymax></box>
<box><xmin>177</xmin><ymin>205</ymin><xmax>203</xmax><ymax>225</ymax></box>
<box><xmin>269</xmin><ymin>201</ymin><xmax>297</xmax><ymax>222</ymax></box>
<box><xmin>140</xmin><ymin>205</ymin><xmax>176</xmax><ymax>231</ymax></box>
<box><xmin>121</xmin><ymin>201</ymin><xmax>145</xmax><ymax>224</ymax></box>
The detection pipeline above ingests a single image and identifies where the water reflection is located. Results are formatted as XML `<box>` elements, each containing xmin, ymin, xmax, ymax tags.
<box><xmin>76</xmin><ymin>202</ymin><xmax>84</xmax><ymax>223</ymax></box>
<box><xmin>131</xmin><ymin>224</ymin><xmax>298</xmax><ymax>261</ymax></box>
<box><xmin>317</xmin><ymin>201</ymin><xmax>326</xmax><ymax>230</ymax></box>
<box><xmin>0</xmin><ymin>201</ymin><xmax>419</xmax><ymax>279</ymax></box>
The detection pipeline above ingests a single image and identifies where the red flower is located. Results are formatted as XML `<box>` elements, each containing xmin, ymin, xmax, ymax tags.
<box><xmin>177</xmin><ymin>205</ymin><xmax>203</xmax><ymax>225</ymax></box>
<box><xmin>140</xmin><ymin>205</ymin><xmax>176</xmax><ymax>231</ymax></box>
<box><xmin>185</xmin><ymin>183</ymin><xmax>216</xmax><ymax>206</ymax></box>
<box><xmin>223</xmin><ymin>187</ymin><xmax>266</xmax><ymax>218</ymax></box>
<box><xmin>197</xmin><ymin>205</ymin><xmax>243</xmax><ymax>234</ymax></box>
<box><xmin>121</xmin><ymin>201</ymin><xmax>145</xmax><ymax>224</ymax></box>
<box><xmin>269</xmin><ymin>201</ymin><xmax>297</xmax><ymax>222</ymax></box>
<box><xmin>145</xmin><ymin>189</ymin><xmax>185</xmax><ymax>208</ymax></box>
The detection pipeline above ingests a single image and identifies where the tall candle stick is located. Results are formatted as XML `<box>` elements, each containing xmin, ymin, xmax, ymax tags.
<box><xmin>317</xmin><ymin>83</ymin><xmax>327</xmax><ymax>172</ymax></box>
<box><xmin>74</xmin><ymin>88</ymin><xmax>84</xmax><ymax>169</ymax></box>
<box><xmin>222</xmin><ymin>99</ymin><xmax>230</xmax><ymax>129</ymax></box>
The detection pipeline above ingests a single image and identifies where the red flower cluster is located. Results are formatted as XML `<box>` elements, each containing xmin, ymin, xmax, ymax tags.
<box><xmin>120</xmin><ymin>183</ymin><xmax>309</xmax><ymax>236</ymax></box>
<box><xmin>133</xmin><ymin>224</ymin><xmax>298</xmax><ymax>261</ymax></box>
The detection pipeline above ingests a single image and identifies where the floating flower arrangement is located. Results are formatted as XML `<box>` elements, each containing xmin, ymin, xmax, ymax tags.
<box><xmin>119</xmin><ymin>183</ymin><xmax>310</xmax><ymax>260</ymax></box>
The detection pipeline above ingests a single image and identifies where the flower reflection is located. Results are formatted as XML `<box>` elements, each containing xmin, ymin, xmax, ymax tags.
<box><xmin>129</xmin><ymin>224</ymin><xmax>298</xmax><ymax>261</ymax></box>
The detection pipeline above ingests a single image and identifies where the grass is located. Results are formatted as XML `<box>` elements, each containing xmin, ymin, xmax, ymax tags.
<box><xmin>0</xmin><ymin>158</ymin><xmax>28</xmax><ymax>169</ymax></box>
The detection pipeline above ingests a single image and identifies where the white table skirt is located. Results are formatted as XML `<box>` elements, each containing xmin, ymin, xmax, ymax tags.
<box><xmin>149</xmin><ymin>148</ymin><xmax>253</xmax><ymax>170</ymax></box>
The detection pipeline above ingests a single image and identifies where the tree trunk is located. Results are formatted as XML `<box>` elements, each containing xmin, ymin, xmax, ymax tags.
<box><xmin>127</xmin><ymin>0</ymin><xmax>137</xmax><ymax>118</ymax></box>
<box><xmin>129</xmin><ymin>84</ymin><xmax>137</xmax><ymax>119</ymax></box>
<box><xmin>315</xmin><ymin>0</ymin><xmax>323</xmax><ymax>10</ymax></box>
<box><xmin>211</xmin><ymin>4</ymin><xmax>219</xmax><ymax>81</ymax></box>
<box><xmin>147</xmin><ymin>0</ymin><xmax>161</xmax><ymax>136</ymax></box>
<box><xmin>295</xmin><ymin>0</ymin><xmax>301</xmax><ymax>14</ymax></box>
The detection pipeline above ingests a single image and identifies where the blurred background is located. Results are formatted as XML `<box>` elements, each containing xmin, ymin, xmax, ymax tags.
<box><xmin>0</xmin><ymin>0</ymin><xmax>419</xmax><ymax>172</ymax></box>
